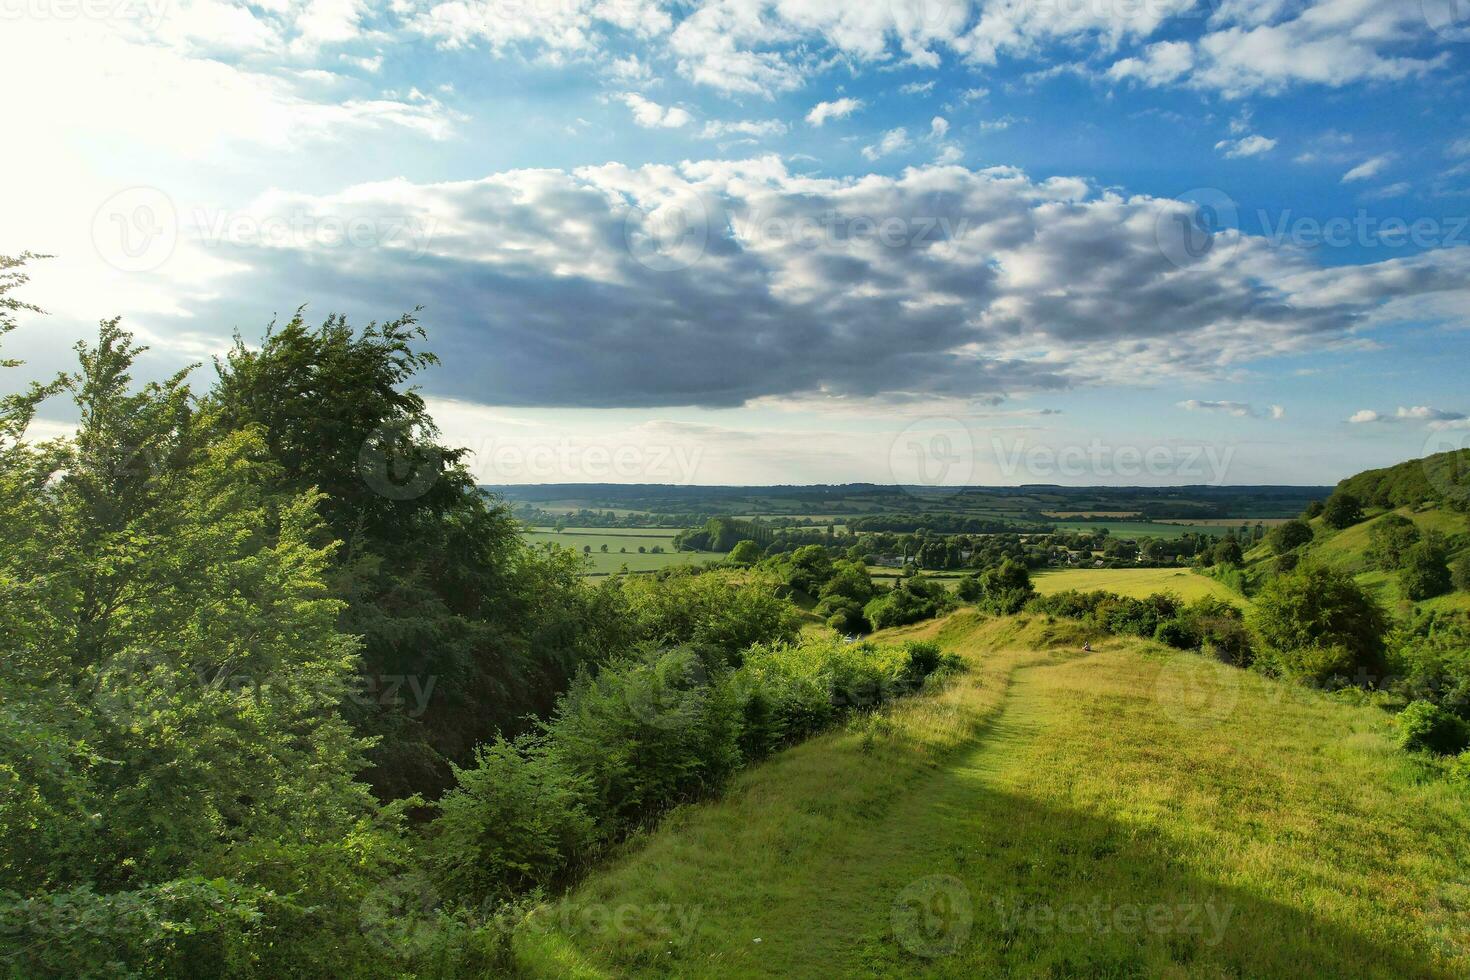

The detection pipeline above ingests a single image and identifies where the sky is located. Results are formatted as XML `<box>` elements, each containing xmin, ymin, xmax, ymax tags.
<box><xmin>3</xmin><ymin>0</ymin><xmax>1470</xmax><ymax>487</ymax></box>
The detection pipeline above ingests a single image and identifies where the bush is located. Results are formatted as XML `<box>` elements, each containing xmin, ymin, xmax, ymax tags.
<box><xmin>547</xmin><ymin>646</ymin><xmax>744</xmax><ymax>830</ymax></box>
<box><xmin>1250</xmin><ymin>562</ymin><xmax>1388</xmax><ymax>683</ymax></box>
<box><xmin>1396</xmin><ymin>700</ymin><xmax>1470</xmax><ymax>755</ymax></box>
<box><xmin>1154</xmin><ymin>618</ymin><xmax>1199</xmax><ymax>650</ymax></box>
<box><xmin>1399</xmin><ymin>536</ymin><xmax>1452</xmax><ymax>601</ymax></box>
<box><xmin>429</xmin><ymin>736</ymin><xmax>597</xmax><ymax>906</ymax></box>
<box><xmin>1304</xmin><ymin>500</ymin><xmax>1325</xmax><ymax>519</ymax></box>
<box><xmin>1387</xmin><ymin>611</ymin><xmax>1470</xmax><ymax>717</ymax></box>
<box><xmin>863</xmin><ymin>578</ymin><xmax>954</xmax><ymax>630</ymax></box>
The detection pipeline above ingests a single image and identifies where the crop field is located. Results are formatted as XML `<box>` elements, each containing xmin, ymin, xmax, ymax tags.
<box><xmin>1052</xmin><ymin>517</ymin><xmax>1234</xmax><ymax>540</ymax></box>
<box><xmin>1032</xmin><ymin>567</ymin><xmax>1243</xmax><ymax>603</ymax></box>
<box><xmin>522</xmin><ymin>527</ymin><xmax>706</xmax><ymax>575</ymax></box>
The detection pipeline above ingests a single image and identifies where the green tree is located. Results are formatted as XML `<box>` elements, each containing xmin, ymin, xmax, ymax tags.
<box><xmin>728</xmin><ymin>539</ymin><xmax>763</xmax><ymax>566</ymax></box>
<box><xmin>0</xmin><ymin>309</ymin><xmax>401</xmax><ymax>974</ymax></box>
<box><xmin>1250</xmin><ymin>562</ymin><xmax>1388</xmax><ymax>682</ymax></box>
<box><xmin>1321</xmin><ymin>492</ymin><xmax>1365</xmax><ymax>529</ymax></box>
<box><xmin>1212</xmin><ymin>537</ymin><xmax>1244</xmax><ymax>566</ymax></box>
<box><xmin>1367</xmin><ymin>513</ymin><xmax>1420</xmax><ymax>570</ymax></box>
<box><xmin>210</xmin><ymin>313</ymin><xmax>609</xmax><ymax>798</ymax></box>
<box><xmin>1453</xmin><ymin>553</ymin><xmax>1470</xmax><ymax>593</ymax></box>
<box><xmin>1267</xmin><ymin>519</ymin><xmax>1314</xmax><ymax>555</ymax></box>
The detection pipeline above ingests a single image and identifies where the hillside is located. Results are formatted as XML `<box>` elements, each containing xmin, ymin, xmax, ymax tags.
<box><xmin>1238</xmin><ymin>496</ymin><xmax>1470</xmax><ymax>616</ymax></box>
<box><xmin>511</xmin><ymin>611</ymin><xmax>1470</xmax><ymax>978</ymax></box>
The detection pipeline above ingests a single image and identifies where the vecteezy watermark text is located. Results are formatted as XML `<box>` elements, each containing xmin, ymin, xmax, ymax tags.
<box><xmin>991</xmin><ymin>437</ymin><xmax>1237</xmax><ymax>485</ymax></box>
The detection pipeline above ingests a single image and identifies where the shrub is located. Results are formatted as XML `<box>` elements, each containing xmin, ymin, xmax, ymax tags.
<box><xmin>863</xmin><ymin>578</ymin><xmax>954</xmax><ymax>630</ymax></box>
<box><xmin>1399</xmin><ymin>536</ymin><xmax>1452</xmax><ymax>601</ymax></box>
<box><xmin>546</xmin><ymin>646</ymin><xmax>743</xmax><ymax>830</ymax></box>
<box><xmin>1250</xmin><ymin>562</ymin><xmax>1388</xmax><ymax>683</ymax></box>
<box><xmin>429</xmin><ymin>736</ymin><xmax>597</xmax><ymax>906</ymax></box>
<box><xmin>1396</xmin><ymin>700</ymin><xmax>1470</xmax><ymax>755</ymax></box>
<box><xmin>1387</xmin><ymin>611</ymin><xmax>1470</xmax><ymax>717</ymax></box>
<box><xmin>1304</xmin><ymin>500</ymin><xmax>1325</xmax><ymax>519</ymax></box>
<box><xmin>1154</xmin><ymin>618</ymin><xmax>1199</xmax><ymax>650</ymax></box>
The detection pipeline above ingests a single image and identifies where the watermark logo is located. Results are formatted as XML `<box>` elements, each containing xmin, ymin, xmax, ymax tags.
<box><xmin>0</xmin><ymin>0</ymin><xmax>171</xmax><ymax>29</ymax></box>
<box><xmin>92</xmin><ymin>187</ymin><xmax>177</xmax><ymax>273</ymax></box>
<box><xmin>85</xmin><ymin>644</ymin><xmax>176</xmax><ymax>728</ymax></box>
<box><xmin>358</xmin><ymin>871</ymin><xmax>443</xmax><ymax>959</ymax></box>
<box><xmin>1154</xmin><ymin>655</ymin><xmax>1240</xmax><ymax>728</ymax></box>
<box><xmin>991</xmin><ymin>895</ymin><xmax>1234</xmax><ymax>946</ymax></box>
<box><xmin>888</xmin><ymin>417</ymin><xmax>975</xmax><ymax>499</ymax></box>
<box><xmin>623</xmin><ymin>652</ymin><xmax>711</xmax><ymax>730</ymax></box>
<box><xmin>892</xmin><ymin>874</ymin><xmax>973</xmax><ymax>958</ymax></box>
<box><xmin>1424</xmin><ymin>0</ymin><xmax>1470</xmax><ymax>42</ymax></box>
<box><xmin>358</xmin><ymin>423</ymin><xmax>443</xmax><ymax>501</ymax></box>
<box><xmin>991</xmin><ymin>436</ymin><xmax>1237</xmax><ymax>485</ymax></box>
<box><xmin>623</xmin><ymin>186</ymin><xmax>710</xmax><ymax>273</ymax></box>
<box><xmin>1421</xmin><ymin>427</ymin><xmax>1470</xmax><ymax>507</ymax></box>
<box><xmin>1154</xmin><ymin>187</ymin><xmax>1239</xmax><ymax>270</ymax></box>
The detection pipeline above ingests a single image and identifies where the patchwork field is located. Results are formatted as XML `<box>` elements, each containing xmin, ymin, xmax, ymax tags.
<box><xmin>1031</xmin><ymin>566</ymin><xmax>1243</xmax><ymax>603</ymax></box>
<box><xmin>512</xmin><ymin>612</ymin><xmax>1470</xmax><ymax>978</ymax></box>
<box><xmin>1048</xmin><ymin>520</ymin><xmax>1238</xmax><ymax>539</ymax></box>
<box><xmin>522</xmin><ymin>527</ymin><xmax>707</xmax><ymax>575</ymax></box>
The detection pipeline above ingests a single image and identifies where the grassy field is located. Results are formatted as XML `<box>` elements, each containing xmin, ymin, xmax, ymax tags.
<box><xmin>1050</xmin><ymin>520</ymin><xmax>1234</xmax><ymax>539</ymax></box>
<box><xmin>522</xmin><ymin>527</ymin><xmax>707</xmax><ymax>575</ymax></box>
<box><xmin>512</xmin><ymin>612</ymin><xmax>1470</xmax><ymax>977</ymax></box>
<box><xmin>1031</xmin><ymin>567</ymin><xmax>1243</xmax><ymax>603</ymax></box>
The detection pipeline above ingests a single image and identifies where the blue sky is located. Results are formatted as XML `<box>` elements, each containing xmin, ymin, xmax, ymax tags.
<box><xmin>3</xmin><ymin>0</ymin><xmax>1470</xmax><ymax>486</ymax></box>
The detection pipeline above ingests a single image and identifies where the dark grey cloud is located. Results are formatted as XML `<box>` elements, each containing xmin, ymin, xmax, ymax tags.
<box><xmin>135</xmin><ymin>159</ymin><xmax>1470</xmax><ymax>409</ymax></box>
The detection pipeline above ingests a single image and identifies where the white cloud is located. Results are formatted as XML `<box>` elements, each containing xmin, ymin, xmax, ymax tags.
<box><xmin>619</xmin><ymin>92</ymin><xmax>693</xmax><ymax>129</ymax></box>
<box><xmin>1177</xmin><ymin>399</ymin><xmax>1282</xmax><ymax>419</ymax></box>
<box><xmin>900</xmin><ymin>80</ymin><xmax>937</xmax><ymax>95</ymax></box>
<box><xmin>701</xmin><ymin>118</ymin><xmax>788</xmax><ymax>139</ymax></box>
<box><xmin>1449</xmin><ymin>138</ymin><xmax>1470</xmax><ymax>159</ymax></box>
<box><xmin>934</xmin><ymin>144</ymin><xmax>964</xmax><ymax>165</ymax></box>
<box><xmin>1108</xmin><ymin>40</ymin><xmax>1194</xmax><ymax>85</ymax></box>
<box><xmin>1348</xmin><ymin>406</ymin><xmax>1466</xmax><ymax>425</ymax></box>
<box><xmin>930</xmin><ymin>116</ymin><xmax>950</xmax><ymax>139</ymax></box>
<box><xmin>806</xmin><ymin>98</ymin><xmax>864</xmax><ymax>126</ymax></box>
<box><xmin>862</xmin><ymin>128</ymin><xmax>913</xmax><ymax>161</ymax></box>
<box><xmin>1360</xmin><ymin>182</ymin><xmax>1411</xmax><ymax>201</ymax></box>
<box><xmin>1214</xmin><ymin>135</ymin><xmax>1277</xmax><ymax>159</ymax></box>
<box><xmin>1342</xmin><ymin>155</ymin><xmax>1392</xmax><ymax>182</ymax></box>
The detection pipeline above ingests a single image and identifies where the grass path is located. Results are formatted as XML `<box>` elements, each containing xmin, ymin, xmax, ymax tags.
<box><xmin>514</xmin><ymin>613</ymin><xmax>1470</xmax><ymax>978</ymax></box>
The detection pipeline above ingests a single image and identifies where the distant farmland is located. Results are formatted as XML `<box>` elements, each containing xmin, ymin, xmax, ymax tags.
<box><xmin>521</xmin><ymin>527</ymin><xmax>708</xmax><ymax>575</ymax></box>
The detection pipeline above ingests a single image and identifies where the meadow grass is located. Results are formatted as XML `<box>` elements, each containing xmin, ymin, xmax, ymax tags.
<box><xmin>1031</xmin><ymin>567</ymin><xmax>1242</xmax><ymax>604</ymax></box>
<box><xmin>511</xmin><ymin>611</ymin><xmax>1470</xmax><ymax>978</ymax></box>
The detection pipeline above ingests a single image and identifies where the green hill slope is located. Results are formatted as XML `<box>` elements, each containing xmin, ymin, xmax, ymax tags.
<box><xmin>1237</xmin><ymin>502</ymin><xmax>1470</xmax><ymax>616</ymax></box>
<box><xmin>510</xmin><ymin>611</ymin><xmax>1470</xmax><ymax>978</ymax></box>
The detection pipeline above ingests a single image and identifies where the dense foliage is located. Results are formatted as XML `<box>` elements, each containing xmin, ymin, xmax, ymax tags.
<box><xmin>1250</xmin><ymin>562</ymin><xmax>1388</xmax><ymax>683</ymax></box>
